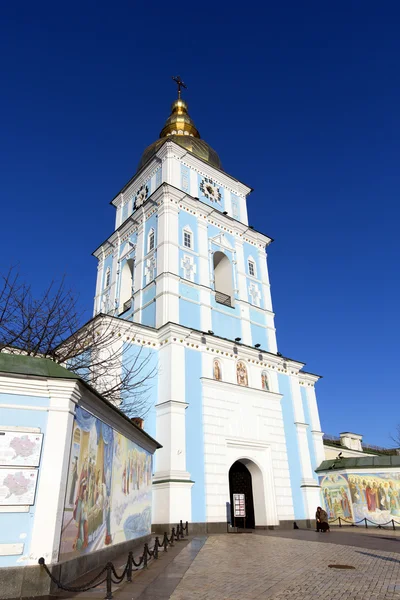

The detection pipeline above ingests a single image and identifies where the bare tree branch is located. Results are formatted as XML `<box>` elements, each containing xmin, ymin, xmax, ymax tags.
<box><xmin>0</xmin><ymin>269</ymin><xmax>156</xmax><ymax>417</ymax></box>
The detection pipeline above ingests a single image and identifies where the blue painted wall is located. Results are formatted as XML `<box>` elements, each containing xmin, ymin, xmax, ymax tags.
<box><xmin>231</xmin><ymin>193</ymin><xmax>240</xmax><ymax>221</ymax></box>
<box><xmin>300</xmin><ymin>386</ymin><xmax>319</xmax><ymax>477</ymax></box>
<box><xmin>211</xmin><ymin>306</ymin><xmax>242</xmax><ymax>341</ymax></box>
<box><xmin>184</xmin><ymin>348</ymin><xmax>206</xmax><ymax>522</ymax></box>
<box><xmin>142</xmin><ymin>283</ymin><xmax>156</xmax><ymax>306</ymax></box>
<box><xmin>181</xmin><ymin>164</ymin><xmax>190</xmax><ymax>193</ymax></box>
<box><xmin>278</xmin><ymin>374</ymin><xmax>306</xmax><ymax>520</ymax></box>
<box><xmin>141</xmin><ymin>302</ymin><xmax>156</xmax><ymax>327</ymax></box>
<box><xmin>250</xmin><ymin>322</ymin><xmax>269</xmax><ymax>350</ymax></box>
<box><xmin>179</xmin><ymin>298</ymin><xmax>201</xmax><ymax>331</ymax></box>
<box><xmin>121</xmin><ymin>342</ymin><xmax>159</xmax><ymax>456</ymax></box>
<box><xmin>0</xmin><ymin>395</ymin><xmax>49</xmax><ymax>567</ymax></box>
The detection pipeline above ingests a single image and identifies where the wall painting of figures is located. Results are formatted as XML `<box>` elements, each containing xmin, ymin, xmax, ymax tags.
<box><xmin>59</xmin><ymin>406</ymin><xmax>152</xmax><ymax>559</ymax></box>
<box><xmin>319</xmin><ymin>471</ymin><xmax>400</xmax><ymax>524</ymax></box>
<box><xmin>318</xmin><ymin>473</ymin><xmax>353</xmax><ymax>521</ymax></box>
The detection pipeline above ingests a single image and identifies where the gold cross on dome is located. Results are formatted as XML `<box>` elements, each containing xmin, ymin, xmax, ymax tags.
<box><xmin>172</xmin><ymin>75</ymin><xmax>187</xmax><ymax>98</ymax></box>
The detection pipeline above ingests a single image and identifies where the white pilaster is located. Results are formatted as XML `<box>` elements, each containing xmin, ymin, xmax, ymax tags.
<box><xmin>28</xmin><ymin>381</ymin><xmax>80</xmax><ymax>564</ymax></box>
<box><xmin>152</xmin><ymin>342</ymin><xmax>192</xmax><ymax>524</ymax></box>
<box><xmin>304</xmin><ymin>385</ymin><xmax>325</xmax><ymax>468</ymax></box>
<box><xmin>289</xmin><ymin>376</ymin><xmax>320</xmax><ymax>519</ymax></box>
<box><xmin>133</xmin><ymin>219</ymin><xmax>145</xmax><ymax>323</ymax></box>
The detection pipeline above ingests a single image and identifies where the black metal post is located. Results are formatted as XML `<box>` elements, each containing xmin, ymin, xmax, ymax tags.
<box><xmin>186</xmin><ymin>521</ymin><xmax>189</xmax><ymax>536</ymax></box>
<box><xmin>127</xmin><ymin>552</ymin><xmax>133</xmax><ymax>582</ymax></box>
<box><xmin>105</xmin><ymin>563</ymin><xmax>113</xmax><ymax>600</ymax></box>
<box><xmin>170</xmin><ymin>527</ymin><xmax>175</xmax><ymax>545</ymax></box>
<box><xmin>163</xmin><ymin>532</ymin><xmax>168</xmax><ymax>551</ymax></box>
<box><xmin>393</xmin><ymin>519</ymin><xmax>396</xmax><ymax>531</ymax></box>
<box><xmin>143</xmin><ymin>545</ymin><xmax>148</xmax><ymax>568</ymax></box>
<box><xmin>339</xmin><ymin>516</ymin><xmax>341</xmax><ymax>528</ymax></box>
<box><xmin>365</xmin><ymin>518</ymin><xmax>368</xmax><ymax>528</ymax></box>
<box><xmin>154</xmin><ymin>538</ymin><xmax>159</xmax><ymax>559</ymax></box>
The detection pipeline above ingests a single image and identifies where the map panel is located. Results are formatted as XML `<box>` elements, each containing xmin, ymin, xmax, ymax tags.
<box><xmin>0</xmin><ymin>469</ymin><xmax>38</xmax><ymax>505</ymax></box>
<box><xmin>0</xmin><ymin>432</ymin><xmax>43</xmax><ymax>467</ymax></box>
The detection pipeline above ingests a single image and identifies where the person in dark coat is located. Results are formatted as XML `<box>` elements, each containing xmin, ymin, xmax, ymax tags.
<box><xmin>316</xmin><ymin>506</ymin><xmax>330</xmax><ymax>532</ymax></box>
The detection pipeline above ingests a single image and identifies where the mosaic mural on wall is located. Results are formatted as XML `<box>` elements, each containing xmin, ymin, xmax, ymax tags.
<box><xmin>319</xmin><ymin>471</ymin><xmax>400</xmax><ymax>524</ymax></box>
<box><xmin>59</xmin><ymin>407</ymin><xmax>152</xmax><ymax>559</ymax></box>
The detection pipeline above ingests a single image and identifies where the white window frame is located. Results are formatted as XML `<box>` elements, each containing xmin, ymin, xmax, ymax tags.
<box><xmin>104</xmin><ymin>267</ymin><xmax>111</xmax><ymax>289</ymax></box>
<box><xmin>183</xmin><ymin>231</ymin><xmax>192</xmax><ymax>249</ymax></box>
<box><xmin>148</xmin><ymin>228</ymin><xmax>155</xmax><ymax>253</ymax></box>
<box><xmin>182</xmin><ymin>226</ymin><xmax>193</xmax><ymax>250</ymax></box>
<box><xmin>248</xmin><ymin>258</ymin><xmax>256</xmax><ymax>277</ymax></box>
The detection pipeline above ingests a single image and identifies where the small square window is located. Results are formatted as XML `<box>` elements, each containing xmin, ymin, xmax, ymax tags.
<box><xmin>183</xmin><ymin>231</ymin><xmax>192</xmax><ymax>248</ymax></box>
<box><xmin>248</xmin><ymin>261</ymin><xmax>255</xmax><ymax>277</ymax></box>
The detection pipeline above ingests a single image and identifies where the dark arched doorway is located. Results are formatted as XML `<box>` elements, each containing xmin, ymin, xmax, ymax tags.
<box><xmin>229</xmin><ymin>461</ymin><xmax>255</xmax><ymax>529</ymax></box>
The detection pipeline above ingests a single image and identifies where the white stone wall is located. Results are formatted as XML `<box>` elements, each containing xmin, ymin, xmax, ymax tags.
<box><xmin>201</xmin><ymin>375</ymin><xmax>294</xmax><ymax>525</ymax></box>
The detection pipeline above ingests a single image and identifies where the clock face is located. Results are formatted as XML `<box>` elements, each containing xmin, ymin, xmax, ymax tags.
<box><xmin>134</xmin><ymin>184</ymin><xmax>148</xmax><ymax>209</ymax></box>
<box><xmin>200</xmin><ymin>178</ymin><xmax>222</xmax><ymax>204</ymax></box>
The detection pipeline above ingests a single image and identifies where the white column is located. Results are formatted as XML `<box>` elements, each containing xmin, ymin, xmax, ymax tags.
<box><xmin>234</xmin><ymin>239</ymin><xmax>247</xmax><ymax>302</ymax></box>
<box><xmin>94</xmin><ymin>258</ymin><xmax>104</xmax><ymax>316</ymax></box>
<box><xmin>305</xmin><ymin>385</ymin><xmax>325</xmax><ymax>468</ymax></box>
<box><xmin>133</xmin><ymin>219</ymin><xmax>145</xmax><ymax>323</ymax></box>
<box><xmin>152</xmin><ymin>342</ymin><xmax>193</xmax><ymax>525</ymax></box>
<box><xmin>156</xmin><ymin>199</ymin><xmax>179</xmax><ymax>327</ymax></box>
<box><xmin>289</xmin><ymin>376</ymin><xmax>320</xmax><ymax>519</ymax></box>
<box><xmin>198</xmin><ymin>219</ymin><xmax>212</xmax><ymax>331</ymax></box>
<box><xmin>29</xmin><ymin>381</ymin><xmax>80</xmax><ymax>564</ymax></box>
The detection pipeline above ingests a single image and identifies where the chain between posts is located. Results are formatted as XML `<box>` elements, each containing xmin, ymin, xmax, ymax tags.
<box><xmin>330</xmin><ymin>516</ymin><xmax>400</xmax><ymax>530</ymax></box>
<box><xmin>38</xmin><ymin>521</ymin><xmax>189</xmax><ymax>600</ymax></box>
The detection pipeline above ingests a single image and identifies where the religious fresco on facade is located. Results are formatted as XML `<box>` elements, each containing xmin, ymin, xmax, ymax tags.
<box><xmin>213</xmin><ymin>360</ymin><xmax>222</xmax><ymax>381</ymax></box>
<box><xmin>319</xmin><ymin>471</ymin><xmax>400</xmax><ymax>524</ymax></box>
<box><xmin>261</xmin><ymin>371</ymin><xmax>269</xmax><ymax>391</ymax></box>
<box><xmin>59</xmin><ymin>407</ymin><xmax>152</xmax><ymax>559</ymax></box>
<box><xmin>236</xmin><ymin>361</ymin><xmax>248</xmax><ymax>386</ymax></box>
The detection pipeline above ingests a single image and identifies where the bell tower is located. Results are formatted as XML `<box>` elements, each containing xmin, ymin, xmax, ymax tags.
<box><xmin>91</xmin><ymin>80</ymin><xmax>324</xmax><ymax>531</ymax></box>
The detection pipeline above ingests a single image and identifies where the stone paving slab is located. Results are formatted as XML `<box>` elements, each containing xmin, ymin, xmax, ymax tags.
<box><xmin>170</xmin><ymin>534</ymin><xmax>400</xmax><ymax>600</ymax></box>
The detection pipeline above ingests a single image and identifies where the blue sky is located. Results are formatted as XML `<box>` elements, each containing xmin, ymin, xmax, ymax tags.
<box><xmin>1</xmin><ymin>2</ymin><xmax>398</xmax><ymax>447</ymax></box>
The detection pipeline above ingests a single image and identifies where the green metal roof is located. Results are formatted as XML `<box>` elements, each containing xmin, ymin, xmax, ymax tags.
<box><xmin>0</xmin><ymin>353</ymin><xmax>78</xmax><ymax>379</ymax></box>
<box><xmin>316</xmin><ymin>455</ymin><xmax>400</xmax><ymax>472</ymax></box>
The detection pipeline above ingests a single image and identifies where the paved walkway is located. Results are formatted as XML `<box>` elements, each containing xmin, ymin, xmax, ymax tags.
<box><xmin>56</xmin><ymin>529</ymin><xmax>400</xmax><ymax>599</ymax></box>
<box><xmin>169</xmin><ymin>531</ymin><xmax>400</xmax><ymax>600</ymax></box>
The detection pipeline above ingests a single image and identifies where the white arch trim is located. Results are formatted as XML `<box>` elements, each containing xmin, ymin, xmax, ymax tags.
<box><xmin>226</xmin><ymin>447</ymin><xmax>279</xmax><ymax>527</ymax></box>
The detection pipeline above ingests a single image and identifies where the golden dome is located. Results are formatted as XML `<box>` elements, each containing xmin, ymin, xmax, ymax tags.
<box><xmin>137</xmin><ymin>95</ymin><xmax>221</xmax><ymax>171</ymax></box>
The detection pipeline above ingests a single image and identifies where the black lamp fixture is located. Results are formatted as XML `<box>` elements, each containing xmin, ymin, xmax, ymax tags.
<box><xmin>277</xmin><ymin>351</ymin><xmax>283</xmax><ymax>357</ymax></box>
<box><xmin>235</xmin><ymin>337</ymin><xmax>241</xmax><ymax>343</ymax></box>
<box><xmin>223</xmin><ymin>211</ymin><xmax>228</xmax><ymax>215</ymax></box>
<box><xmin>254</xmin><ymin>343</ymin><xmax>261</xmax><ymax>348</ymax></box>
<box><xmin>208</xmin><ymin>330</ymin><xmax>214</xmax><ymax>335</ymax></box>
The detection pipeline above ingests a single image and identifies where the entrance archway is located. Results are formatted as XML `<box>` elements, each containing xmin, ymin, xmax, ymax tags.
<box><xmin>229</xmin><ymin>461</ymin><xmax>255</xmax><ymax>529</ymax></box>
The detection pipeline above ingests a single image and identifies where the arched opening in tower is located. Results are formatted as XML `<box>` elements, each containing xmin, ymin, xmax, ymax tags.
<box><xmin>229</xmin><ymin>460</ymin><xmax>255</xmax><ymax>529</ymax></box>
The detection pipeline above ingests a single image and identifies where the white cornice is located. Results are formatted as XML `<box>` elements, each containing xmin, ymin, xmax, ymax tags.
<box><xmin>85</xmin><ymin>315</ymin><xmax>313</xmax><ymax>377</ymax></box>
<box><xmin>201</xmin><ymin>377</ymin><xmax>283</xmax><ymax>400</ymax></box>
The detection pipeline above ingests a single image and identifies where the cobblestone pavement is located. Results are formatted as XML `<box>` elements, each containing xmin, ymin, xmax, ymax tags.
<box><xmin>169</xmin><ymin>534</ymin><xmax>400</xmax><ymax>600</ymax></box>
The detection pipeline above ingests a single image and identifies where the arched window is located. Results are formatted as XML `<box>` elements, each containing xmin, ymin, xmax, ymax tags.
<box><xmin>148</xmin><ymin>228</ymin><xmax>155</xmax><ymax>253</ymax></box>
<box><xmin>213</xmin><ymin>359</ymin><xmax>222</xmax><ymax>381</ymax></box>
<box><xmin>104</xmin><ymin>267</ymin><xmax>111</xmax><ymax>289</ymax></box>
<box><xmin>213</xmin><ymin>251</ymin><xmax>234</xmax><ymax>307</ymax></box>
<box><xmin>261</xmin><ymin>370</ymin><xmax>269</xmax><ymax>391</ymax></box>
<box><xmin>236</xmin><ymin>361</ymin><xmax>248</xmax><ymax>387</ymax></box>
<box><xmin>119</xmin><ymin>258</ymin><xmax>134</xmax><ymax>313</ymax></box>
